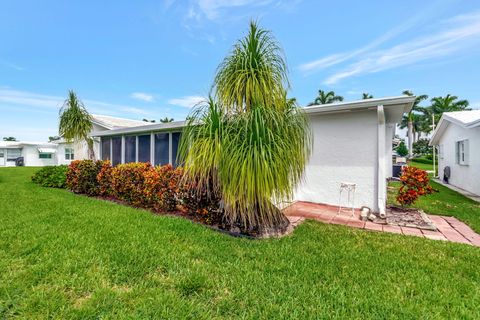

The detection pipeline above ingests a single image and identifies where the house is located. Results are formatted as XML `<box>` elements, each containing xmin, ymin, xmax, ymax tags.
<box><xmin>430</xmin><ymin>110</ymin><xmax>480</xmax><ymax>196</ymax></box>
<box><xmin>0</xmin><ymin>115</ymin><xmax>146</xmax><ymax>167</ymax></box>
<box><xmin>91</xmin><ymin>96</ymin><xmax>414</xmax><ymax>214</ymax></box>
<box><xmin>0</xmin><ymin>141</ymin><xmax>61</xmax><ymax>167</ymax></box>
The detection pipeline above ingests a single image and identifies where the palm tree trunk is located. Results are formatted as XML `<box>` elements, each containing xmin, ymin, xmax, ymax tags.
<box><xmin>407</xmin><ymin>121</ymin><xmax>413</xmax><ymax>157</ymax></box>
<box><xmin>87</xmin><ymin>138</ymin><xmax>95</xmax><ymax>160</ymax></box>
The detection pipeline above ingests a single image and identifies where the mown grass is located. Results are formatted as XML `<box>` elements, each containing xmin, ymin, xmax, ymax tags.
<box><xmin>388</xmin><ymin>179</ymin><xmax>480</xmax><ymax>233</ymax></box>
<box><xmin>1</xmin><ymin>167</ymin><xmax>480</xmax><ymax>319</ymax></box>
<box><xmin>408</xmin><ymin>160</ymin><xmax>434</xmax><ymax>171</ymax></box>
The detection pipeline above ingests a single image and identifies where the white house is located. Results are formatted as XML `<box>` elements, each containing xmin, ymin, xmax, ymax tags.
<box><xmin>0</xmin><ymin>115</ymin><xmax>146</xmax><ymax>167</ymax></box>
<box><xmin>91</xmin><ymin>96</ymin><xmax>414</xmax><ymax>214</ymax></box>
<box><xmin>0</xmin><ymin>141</ymin><xmax>60</xmax><ymax>167</ymax></box>
<box><xmin>430</xmin><ymin>110</ymin><xmax>480</xmax><ymax>196</ymax></box>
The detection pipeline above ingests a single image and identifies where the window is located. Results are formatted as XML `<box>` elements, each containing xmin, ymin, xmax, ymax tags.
<box><xmin>125</xmin><ymin>136</ymin><xmax>136</xmax><ymax>163</ymax></box>
<box><xmin>101</xmin><ymin>138</ymin><xmax>111</xmax><ymax>160</ymax></box>
<box><xmin>154</xmin><ymin>133</ymin><xmax>169</xmax><ymax>166</ymax></box>
<box><xmin>111</xmin><ymin>137</ymin><xmax>122</xmax><ymax>166</ymax></box>
<box><xmin>171</xmin><ymin>132</ymin><xmax>181</xmax><ymax>167</ymax></box>
<box><xmin>138</xmin><ymin>135</ymin><xmax>151</xmax><ymax>163</ymax></box>
<box><xmin>456</xmin><ymin>140</ymin><xmax>469</xmax><ymax>165</ymax></box>
<box><xmin>65</xmin><ymin>147</ymin><xmax>74</xmax><ymax>160</ymax></box>
<box><xmin>6</xmin><ymin>148</ymin><xmax>21</xmax><ymax>161</ymax></box>
<box><xmin>438</xmin><ymin>144</ymin><xmax>443</xmax><ymax>160</ymax></box>
<box><xmin>39</xmin><ymin>153</ymin><xmax>52</xmax><ymax>159</ymax></box>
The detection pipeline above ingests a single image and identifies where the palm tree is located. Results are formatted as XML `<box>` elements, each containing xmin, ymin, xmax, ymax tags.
<box><xmin>362</xmin><ymin>93</ymin><xmax>373</xmax><ymax>99</ymax></box>
<box><xmin>308</xmin><ymin>90</ymin><xmax>343</xmax><ymax>105</ymax></box>
<box><xmin>429</xmin><ymin>94</ymin><xmax>470</xmax><ymax>124</ymax></box>
<box><xmin>401</xmin><ymin>90</ymin><xmax>428</xmax><ymax>156</ymax></box>
<box><xmin>59</xmin><ymin>90</ymin><xmax>95</xmax><ymax>160</ymax></box>
<box><xmin>142</xmin><ymin>118</ymin><xmax>156</xmax><ymax>123</ymax></box>
<box><xmin>180</xmin><ymin>21</ymin><xmax>311</xmax><ymax>233</ymax></box>
<box><xmin>160</xmin><ymin>117</ymin><xmax>174</xmax><ymax>123</ymax></box>
<box><xmin>2</xmin><ymin>137</ymin><xmax>17</xmax><ymax>141</ymax></box>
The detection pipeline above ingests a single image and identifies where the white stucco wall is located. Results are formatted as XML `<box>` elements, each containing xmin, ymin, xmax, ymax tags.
<box><xmin>294</xmin><ymin>110</ymin><xmax>379</xmax><ymax>211</ymax></box>
<box><xmin>437</xmin><ymin>123</ymin><xmax>480</xmax><ymax>195</ymax></box>
<box><xmin>22</xmin><ymin>145</ymin><xmax>57</xmax><ymax>167</ymax></box>
<box><xmin>56</xmin><ymin>143</ymin><xmax>75</xmax><ymax>165</ymax></box>
<box><xmin>73</xmin><ymin>123</ymin><xmax>104</xmax><ymax>160</ymax></box>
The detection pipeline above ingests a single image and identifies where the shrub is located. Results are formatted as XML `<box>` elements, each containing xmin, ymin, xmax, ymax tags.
<box><xmin>31</xmin><ymin>165</ymin><xmax>68</xmax><ymax>188</ymax></box>
<box><xmin>396</xmin><ymin>166</ymin><xmax>434</xmax><ymax>206</ymax></box>
<box><xmin>144</xmin><ymin>164</ymin><xmax>182</xmax><ymax>212</ymax></box>
<box><xmin>178</xmin><ymin>179</ymin><xmax>222</xmax><ymax>225</ymax></box>
<box><xmin>66</xmin><ymin>160</ymin><xmax>103</xmax><ymax>195</ymax></box>
<box><xmin>97</xmin><ymin>160</ymin><xmax>114</xmax><ymax>196</ymax></box>
<box><xmin>110</xmin><ymin>162</ymin><xmax>151</xmax><ymax>206</ymax></box>
<box><xmin>412</xmin><ymin>138</ymin><xmax>431</xmax><ymax>156</ymax></box>
<box><xmin>396</xmin><ymin>141</ymin><xmax>409</xmax><ymax>157</ymax></box>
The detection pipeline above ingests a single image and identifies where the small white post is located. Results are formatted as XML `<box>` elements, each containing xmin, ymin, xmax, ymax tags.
<box><xmin>432</xmin><ymin>114</ymin><xmax>436</xmax><ymax>177</ymax></box>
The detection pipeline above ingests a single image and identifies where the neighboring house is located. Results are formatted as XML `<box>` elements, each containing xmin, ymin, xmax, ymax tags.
<box><xmin>91</xmin><ymin>96</ymin><xmax>414</xmax><ymax>214</ymax></box>
<box><xmin>430</xmin><ymin>110</ymin><xmax>480</xmax><ymax>196</ymax></box>
<box><xmin>0</xmin><ymin>141</ymin><xmax>61</xmax><ymax>167</ymax></box>
<box><xmin>0</xmin><ymin>115</ymin><xmax>146</xmax><ymax>167</ymax></box>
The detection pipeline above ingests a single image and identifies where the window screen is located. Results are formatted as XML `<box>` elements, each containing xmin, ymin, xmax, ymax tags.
<box><xmin>171</xmin><ymin>132</ymin><xmax>181</xmax><ymax>167</ymax></box>
<box><xmin>125</xmin><ymin>136</ymin><xmax>136</xmax><ymax>163</ymax></box>
<box><xmin>154</xmin><ymin>133</ymin><xmax>170</xmax><ymax>166</ymax></box>
<box><xmin>101</xmin><ymin>138</ymin><xmax>111</xmax><ymax>160</ymax></box>
<box><xmin>138</xmin><ymin>135</ymin><xmax>151</xmax><ymax>163</ymax></box>
<box><xmin>111</xmin><ymin>137</ymin><xmax>122</xmax><ymax>166</ymax></box>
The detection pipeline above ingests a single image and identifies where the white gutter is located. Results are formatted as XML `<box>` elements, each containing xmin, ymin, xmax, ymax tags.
<box><xmin>377</xmin><ymin>105</ymin><xmax>386</xmax><ymax>218</ymax></box>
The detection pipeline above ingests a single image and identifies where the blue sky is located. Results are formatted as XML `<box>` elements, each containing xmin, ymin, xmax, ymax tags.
<box><xmin>1</xmin><ymin>0</ymin><xmax>480</xmax><ymax>141</ymax></box>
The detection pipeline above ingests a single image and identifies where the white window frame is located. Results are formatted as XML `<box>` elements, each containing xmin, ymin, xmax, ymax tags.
<box><xmin>65</xmin><ymin>147</ymin><xmax>74</xmax><ymax>160</ymax></box>
<box><xmin>456</xmin><ymin>139</ymin><xmax>469</xmax><ymax>165</ymax></box>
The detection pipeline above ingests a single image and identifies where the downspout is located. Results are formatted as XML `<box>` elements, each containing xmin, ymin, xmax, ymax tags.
<box><xmin>377</xmin><ymin>105</ymin><xmax>387</xmax><ymax>218</ymax></box>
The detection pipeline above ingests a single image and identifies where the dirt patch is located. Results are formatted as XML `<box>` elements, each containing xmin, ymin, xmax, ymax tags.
<box><xmin>386</xmin><ymin>206</ymin><xmax>437</xmax><ymax>230</ymax></box>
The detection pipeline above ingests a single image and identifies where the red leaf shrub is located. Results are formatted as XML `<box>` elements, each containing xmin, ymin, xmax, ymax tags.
<box><xmin>66</xmin><ymin>160</ymin><xmax>104</xmax><ymax>195</ymax></box>
<box><xmin>110</xmin><ymin>162</ymin><xmax>151</xmax><ymax>206</ymax></box>
<box><xmin>396</xmin><ymin>166</ymin><xmax>434</xmax><ymax>206</ymax></box>
<box><xmin>97</xmin><ymin>160</ymin><xmax>114</xmax><ymax>196</ymax></box>
<box><xmin>65</xmin><ymin>159</ymin><xmax>222</xmax><ymax>222</ymax></box>
<box><xmin>144</xmin><ymin>164</ymin><xmax>183</xmax><ymax>212</ymax></box>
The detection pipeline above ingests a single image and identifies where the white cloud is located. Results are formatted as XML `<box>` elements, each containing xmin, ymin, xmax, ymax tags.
<box><xmin>168</xmin><ymin>95</ymin><xmax>205</xmax><ymax>108</ymax></box>
<box><xmin>130</xmin><ymin>92</ymin><xmax>155</xmax><ymax>102</ymax></box>
<box><xmin>189</xmin><ymin>0</ymin><xmax>272</xmax><ymax>20</ymax></box>
<box><xmin>0</xmin><ymin>88</ymin><xmax>154</xmax><ymax>116</ymax></box>
<box><xmin>322</xmin><ymin>11</ymin><xmax>480</xmax><ymax>85</ymax></box>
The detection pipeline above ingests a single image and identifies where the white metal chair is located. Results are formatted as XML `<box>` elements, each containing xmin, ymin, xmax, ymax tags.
<box><xmin>338</xmin><ymin>182</ymin><xmax>356</xmax><ymax>216</ymax></box>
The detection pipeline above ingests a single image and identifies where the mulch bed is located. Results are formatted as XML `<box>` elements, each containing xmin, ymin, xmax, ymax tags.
<box><xmin>386</xmin><ymin>205</ymin><xmax>437</xmax><ymax>230</ymax></box>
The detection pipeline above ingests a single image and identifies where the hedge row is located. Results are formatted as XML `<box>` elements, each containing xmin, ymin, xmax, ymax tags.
<box><xmin>65</xmin><ymin>160</ymin><xmax>220</xmax><ymax>220</ymax></box>
<box><xmin>411</xmin><ymin>157</ymin><xmax>433</xmax><ymax>165</ymax></box>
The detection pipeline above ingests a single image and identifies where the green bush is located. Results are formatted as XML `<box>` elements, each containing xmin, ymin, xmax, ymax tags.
<box><xmin>66</xmin><ymin>160</ymin><xmax>104</xmax><ymax>195</ymax></box>
<box><xmin>396</xmin><ymin>141</ymin><xmax>409</xmax><ymax>157</ymax></box>
<box><xmin>31</xmin><ymin>165</ymin><xmax>68</xmax><ymax>188</ymax></box>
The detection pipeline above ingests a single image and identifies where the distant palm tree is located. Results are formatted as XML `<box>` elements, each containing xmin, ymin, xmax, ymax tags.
<box><xmin>362</xmin><ymin>93</ymin><xmax>373</xmax><ymax>99</ymax></box>
<box><xmin>401</xmin><ymin>90</ymin><xmax>428</xmax><ymax>156</ymax></box>
<box><xmin>308</xmin><ymin>90</ymin><xmax>343</xmax><ymax>105</ymax></box>
<box><xmin>2</xmin><ymin>137</ymin><xmax>17</xmax><ymax>141</ymax></box>
<box><xmin>142</xmin><ymin>118</ymin><xmax>156</xmax><ymax>123</ymax></box>
<box><xmin>59</xmin><ymin>90</ymin><xmax>95</xmax><ymax>159</ymax></box>
<box><xmin>160</xmin><ymin>117</ymin><xmax>174</xmax><ymax>123</ymax></box>
<box><xmin>430</xmin><ymin>94</ymin><xmax>470</xmax><ymax>124</ymax></box>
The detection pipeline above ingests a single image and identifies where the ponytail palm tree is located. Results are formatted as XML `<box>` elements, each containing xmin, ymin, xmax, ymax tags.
<box><xmin>59</xmin><ymin>90</ymin><xmax>95</xmax><ymax>159</ymax></box>
<box><xmin>180</xmin><ymin>21</ymin><xmax>311</xmax><ymax>233</ymax></box>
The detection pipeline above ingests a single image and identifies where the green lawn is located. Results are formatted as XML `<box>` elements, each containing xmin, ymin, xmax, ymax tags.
<box><xmin>408</xmin><ymin>160</ymin><xmax>433</xmax><ymax>171</ymax></box>
<box><xmin>1</xmin><ymin>167</ymin><xmax>480</xmax><ymax>319</ymax></box>
<box><xmin>388</xmin><ymin>180</ymin><xmax>480</xmax><ymax>233</ymax></box>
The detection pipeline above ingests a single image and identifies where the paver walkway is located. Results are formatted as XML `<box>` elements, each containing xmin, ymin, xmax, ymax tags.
<box><xmin>285</xmin><ymin>201</ymin><xmax>480</xmax><ymax>247</ymax></box>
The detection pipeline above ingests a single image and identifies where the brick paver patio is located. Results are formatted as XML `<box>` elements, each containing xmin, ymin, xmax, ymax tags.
<box><xmin>285</xmin><ymin>201</ymin><xmax>480</xmax><ymax>247</ymax></box>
